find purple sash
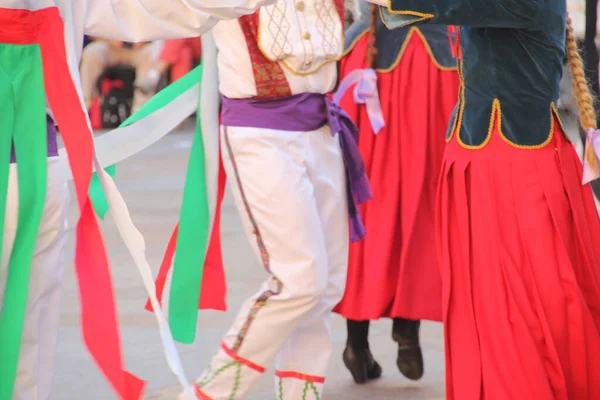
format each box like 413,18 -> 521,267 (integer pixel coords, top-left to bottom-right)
10,115 -> 57,163
221,93 -> 372,242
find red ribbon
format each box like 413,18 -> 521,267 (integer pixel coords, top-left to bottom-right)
447,26 -> 463,60
146,156 -> 227,313
0,7 -> 144,398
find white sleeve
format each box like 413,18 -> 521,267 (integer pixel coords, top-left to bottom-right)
362,0 -> 387,6
84,0 -> 276,41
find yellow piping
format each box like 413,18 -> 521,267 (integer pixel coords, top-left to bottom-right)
377,27 -> 457,73
386,0 -> 434,26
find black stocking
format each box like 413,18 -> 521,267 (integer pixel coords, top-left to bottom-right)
392,318 -> 420,343
346,319 -> 370,351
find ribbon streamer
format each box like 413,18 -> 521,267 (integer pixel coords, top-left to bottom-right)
85,66 -> 201,218
167,31 -> 222,343
333,68 -> 385,134
92,155 -> 194,397
146,32 -> 227,347
146,162 -> 227,315
80,49 -> 209,398
447,26 -> 462,59
36,7 -> 145,400
34,8 -> 199,397
0,43 -> 47,399
583,127 -> 600,184
59,68 -> 200,186
80,65 -> 205,399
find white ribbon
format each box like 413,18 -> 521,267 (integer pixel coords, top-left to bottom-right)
199,31 -> 221,241
92,155 -> 193,397
583,127 -> 600,184
59,82 -> 199,178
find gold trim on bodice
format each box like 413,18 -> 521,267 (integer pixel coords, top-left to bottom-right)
447,60 -> 564,150
344,26 -> 457,73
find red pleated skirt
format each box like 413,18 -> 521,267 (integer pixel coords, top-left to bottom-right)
439,116 -> 600,399
334,30 -> 459,321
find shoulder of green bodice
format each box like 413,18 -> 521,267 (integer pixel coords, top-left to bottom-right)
344,8 -> 371,50
381,0 -> 541,29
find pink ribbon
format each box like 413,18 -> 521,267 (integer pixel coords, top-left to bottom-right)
583,128 -> 600,184
334,68 -> 385,134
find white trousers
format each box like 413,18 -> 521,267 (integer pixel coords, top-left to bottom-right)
0,157 -> 69,400
195,125 -> 349,399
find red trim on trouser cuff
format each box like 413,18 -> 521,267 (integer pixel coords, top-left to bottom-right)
0,7 -> 145,399
220,342 -> 266,373
194,385 -> 214,400
275,371 -> 326,383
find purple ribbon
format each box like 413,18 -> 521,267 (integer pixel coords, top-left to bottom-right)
333,68 -> 385,134
324,97 -> 373,241
221,93 -> 372,242
324,97 -> 373,205
583,127 -> 600,184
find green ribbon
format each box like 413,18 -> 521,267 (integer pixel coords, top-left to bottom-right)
169,77 -> 211,342
90,65 -> 202,218
0,44 -> 48,399
87,63 -> 213,343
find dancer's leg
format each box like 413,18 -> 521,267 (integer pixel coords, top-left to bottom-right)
392,318 -> 424,380
0,158 -> 69,400
273,128 -> 349,398
194,126 -> 334,399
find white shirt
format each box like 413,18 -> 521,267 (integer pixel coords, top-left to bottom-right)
212,0 -> 345,98
0,0 -> 277,114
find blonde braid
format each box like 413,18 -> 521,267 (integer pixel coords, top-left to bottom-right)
566,14 -> 597,130
366,4 -> 378,68
565,14 -> 600,173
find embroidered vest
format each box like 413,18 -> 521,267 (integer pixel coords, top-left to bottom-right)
239,0 -> 345,99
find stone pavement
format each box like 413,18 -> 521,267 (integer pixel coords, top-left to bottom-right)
51,128 -> 446,400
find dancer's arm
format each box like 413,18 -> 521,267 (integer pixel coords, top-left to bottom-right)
84,0 -> 275,41
362,0 -> 538,28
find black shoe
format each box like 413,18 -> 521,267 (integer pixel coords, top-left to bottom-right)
393,319 -> 424,381
342,346 -> 382,384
